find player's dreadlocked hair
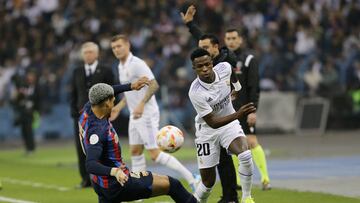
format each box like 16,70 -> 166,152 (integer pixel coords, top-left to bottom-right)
190,48 -> 211,61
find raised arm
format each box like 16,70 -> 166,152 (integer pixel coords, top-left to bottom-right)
181,5 -> 203,41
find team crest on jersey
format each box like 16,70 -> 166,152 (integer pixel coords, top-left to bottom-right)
89,134 -> 99,145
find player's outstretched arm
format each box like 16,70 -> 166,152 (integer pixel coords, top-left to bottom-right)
131,76 -> 150,90
203,103 -> 256,129
112,76 -> 149,95
109,97 -> 126,121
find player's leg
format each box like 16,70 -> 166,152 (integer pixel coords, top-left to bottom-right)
217,147 -> 239,202
141,114 -> 197,190
221,125 -> 254,203
129,119 -> 147,172
148,148 -> 197,190
247,134 -> 271,190
130,144 -> 147,172
194,167 -> 217,203
228,137 -> 254,203
151,173 -> 198,203
194,135 -> 220,202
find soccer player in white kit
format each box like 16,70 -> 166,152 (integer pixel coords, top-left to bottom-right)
109,34 -> 198,191
188,48 -> 256,203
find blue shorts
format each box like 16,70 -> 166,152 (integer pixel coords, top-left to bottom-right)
93,171 -> 153,203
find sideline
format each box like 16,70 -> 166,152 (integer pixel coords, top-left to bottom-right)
1,177 -> 70,192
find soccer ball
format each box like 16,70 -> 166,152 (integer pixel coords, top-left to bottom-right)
156,125 -> 184,153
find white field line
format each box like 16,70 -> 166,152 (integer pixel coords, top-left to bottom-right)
1,177 -> 70,192
0,196 -> 38,203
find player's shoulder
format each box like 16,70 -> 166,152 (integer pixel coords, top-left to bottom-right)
189,79 -> 201,93
130,55 -> 147,66
189,79 -> 205,97
214,62 -> 231,75
87,113 -> 109,137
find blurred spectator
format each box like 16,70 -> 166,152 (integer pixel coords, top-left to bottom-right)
0,0 -> 359,131
10,70 -> 40,155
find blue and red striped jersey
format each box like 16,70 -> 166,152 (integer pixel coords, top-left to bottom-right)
79,102 -> 130,189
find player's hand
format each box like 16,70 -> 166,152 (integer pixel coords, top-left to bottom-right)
231,89 -> 238,101
133,101 -> 145,119
247,112 -> 256,127
180,5 -> 196,24
111,168 -> 128,186
236,103 -> 256,119
131,76 -> 149,90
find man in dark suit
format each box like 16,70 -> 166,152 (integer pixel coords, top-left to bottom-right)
70,42 -> 115,188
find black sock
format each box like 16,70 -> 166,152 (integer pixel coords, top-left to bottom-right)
168,176 -> 198,203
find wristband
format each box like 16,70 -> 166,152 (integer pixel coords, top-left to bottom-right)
232,81 -> 242,91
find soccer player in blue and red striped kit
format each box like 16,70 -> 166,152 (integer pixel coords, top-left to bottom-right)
79,78 -> 198,203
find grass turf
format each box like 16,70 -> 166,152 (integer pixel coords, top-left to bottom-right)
0,143 -> 359,203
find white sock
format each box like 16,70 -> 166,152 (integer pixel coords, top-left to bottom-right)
238,150 -> 254,199
131,154 -> 146,172
155,152 -> 195,184
194,181 -> 212,203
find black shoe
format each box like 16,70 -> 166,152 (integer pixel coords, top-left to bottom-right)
76,180 -> 91,189
236,185 -> 242,190
218,197 -> 239,203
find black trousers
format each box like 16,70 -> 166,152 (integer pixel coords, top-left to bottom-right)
20,113 -> 35,152
217,147 -> 238,201
73,118 -> 91,184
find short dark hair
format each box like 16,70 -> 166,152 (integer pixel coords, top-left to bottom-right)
190,48 -> 211,61
199,34 -> 219,45
225,28 -> 241,36
111,34 -> 130,43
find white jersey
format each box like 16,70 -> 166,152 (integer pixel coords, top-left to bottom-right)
118,52 -> 159,117
188,62 -> 240,135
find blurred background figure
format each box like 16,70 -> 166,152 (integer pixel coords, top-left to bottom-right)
69,42 -> 114,188
10,70 -> 40,155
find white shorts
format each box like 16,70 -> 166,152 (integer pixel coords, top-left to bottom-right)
195,121 -> 245,169
128,112 -> 159,149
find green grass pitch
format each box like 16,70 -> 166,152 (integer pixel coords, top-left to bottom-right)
0,144 -> 359,203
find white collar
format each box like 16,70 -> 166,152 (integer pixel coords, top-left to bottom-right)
85,60 -> 98,73
197,71 -> 219,90
119,52 -> 133,68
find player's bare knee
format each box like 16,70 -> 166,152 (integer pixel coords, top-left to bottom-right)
152,174 -> 171,196
148,149 -> 161,161
201,175 -> 216,188
130,146 -> 143,156
229,137 -> 249,154
247,135 -> 258,149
